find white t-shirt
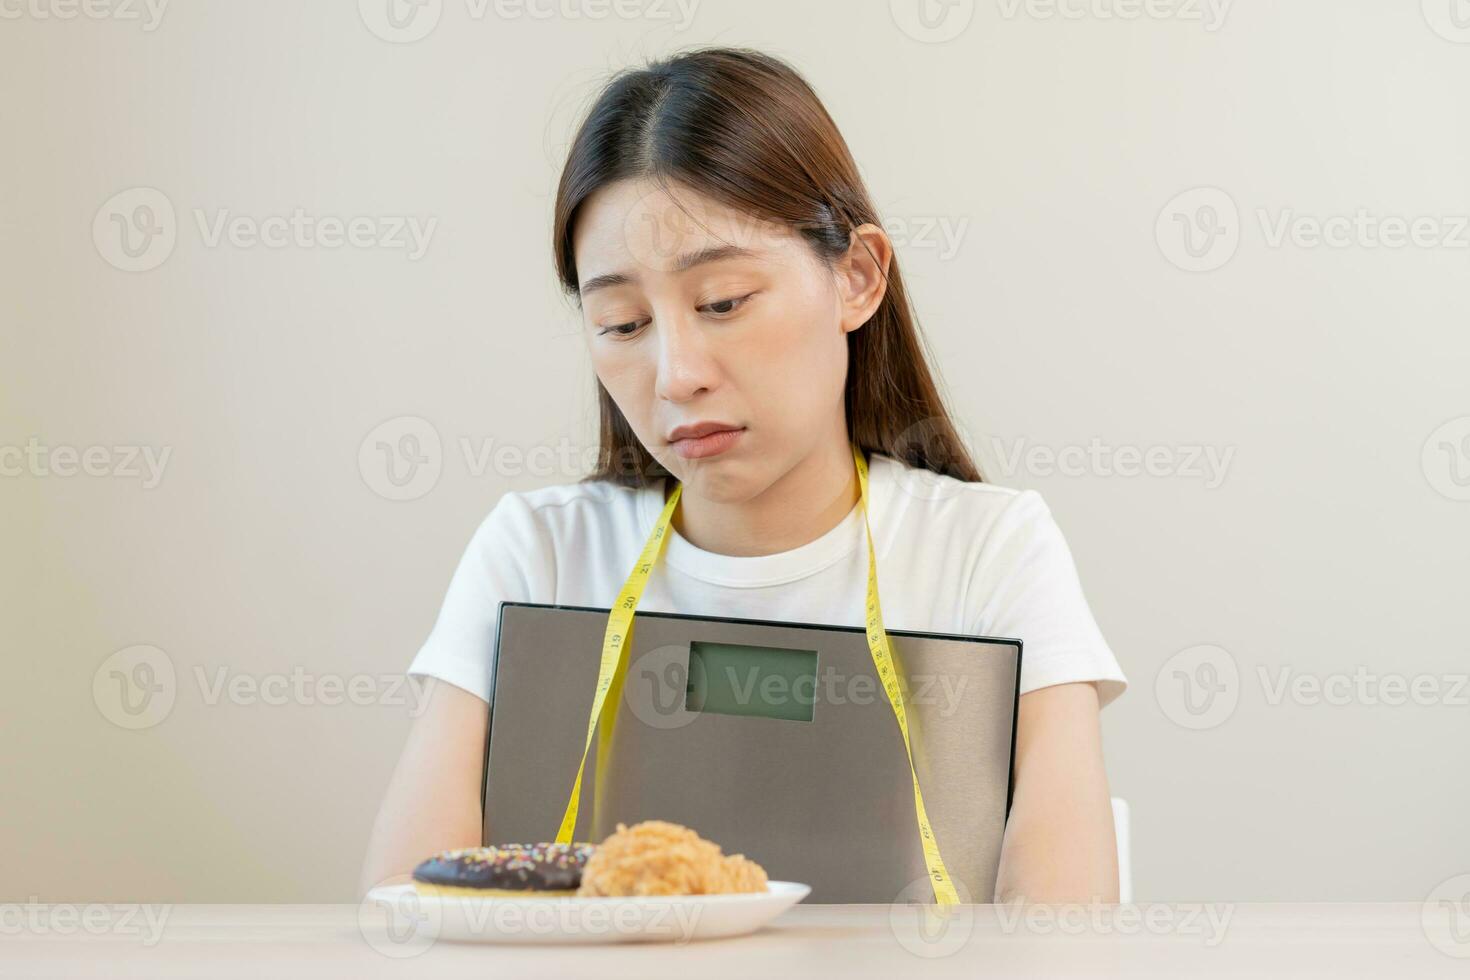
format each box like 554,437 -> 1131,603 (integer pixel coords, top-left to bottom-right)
408,452 -> 1127,708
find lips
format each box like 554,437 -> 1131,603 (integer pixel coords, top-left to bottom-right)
667,422 -> 745,460
667,421 -> 741,442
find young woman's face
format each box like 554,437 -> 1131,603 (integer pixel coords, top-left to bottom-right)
572,178 -> 882,501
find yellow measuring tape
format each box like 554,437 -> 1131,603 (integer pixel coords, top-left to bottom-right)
554,442 -> 960,904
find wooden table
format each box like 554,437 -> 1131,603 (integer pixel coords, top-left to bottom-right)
3,902 -> 1466,978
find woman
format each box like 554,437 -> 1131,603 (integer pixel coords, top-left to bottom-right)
362,46 -> 1127,904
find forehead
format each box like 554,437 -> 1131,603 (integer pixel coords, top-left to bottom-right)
571,178 -> 799,282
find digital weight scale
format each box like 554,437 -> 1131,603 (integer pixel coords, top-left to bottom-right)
482,601 -> 1022,903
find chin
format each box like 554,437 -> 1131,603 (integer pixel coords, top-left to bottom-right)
672,458 -> 764,503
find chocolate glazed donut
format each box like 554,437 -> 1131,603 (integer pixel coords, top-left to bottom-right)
412,843 -> 597,897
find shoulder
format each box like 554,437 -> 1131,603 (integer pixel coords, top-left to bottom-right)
496,476 -> 643,515
870,451 -> 1055,538
469,477 -> 650,547
867,456 -> 1125,705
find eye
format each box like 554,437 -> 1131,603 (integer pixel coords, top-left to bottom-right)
597,319 -> 647,338
699,293 -> 754,317
595,292 -> 754,338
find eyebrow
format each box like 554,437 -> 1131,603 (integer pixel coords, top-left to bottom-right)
578,244 -> 756,298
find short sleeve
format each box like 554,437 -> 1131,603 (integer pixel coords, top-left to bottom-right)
406,492 -> 544,703
967,489 -> 1127,708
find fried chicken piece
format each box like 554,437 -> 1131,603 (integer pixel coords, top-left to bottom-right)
576,820 -> 769,897
718,852 -> 770,893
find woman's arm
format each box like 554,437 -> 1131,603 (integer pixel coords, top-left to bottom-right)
992,681 -> 1119,904
358,678 -> 488,895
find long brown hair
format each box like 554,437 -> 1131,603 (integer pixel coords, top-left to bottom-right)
552,46 -> 982,488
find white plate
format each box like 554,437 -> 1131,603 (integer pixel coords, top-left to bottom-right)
362,881 -> 811,946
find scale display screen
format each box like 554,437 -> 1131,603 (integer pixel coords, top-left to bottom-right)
684,640 -> 819,722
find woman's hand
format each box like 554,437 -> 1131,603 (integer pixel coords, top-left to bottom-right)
358,678 -> 488,896
993,681 -> 1119,904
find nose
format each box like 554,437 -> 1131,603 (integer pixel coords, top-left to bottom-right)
653,311 -> 719,403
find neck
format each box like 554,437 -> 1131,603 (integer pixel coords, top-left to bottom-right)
665,438 -> 862,557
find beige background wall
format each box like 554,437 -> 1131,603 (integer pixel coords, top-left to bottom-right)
3,0 -> 1468,903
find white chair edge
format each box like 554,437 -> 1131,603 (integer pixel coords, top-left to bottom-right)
1111,796 -> 1132,903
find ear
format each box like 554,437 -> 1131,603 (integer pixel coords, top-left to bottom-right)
833,222 -> 893,335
